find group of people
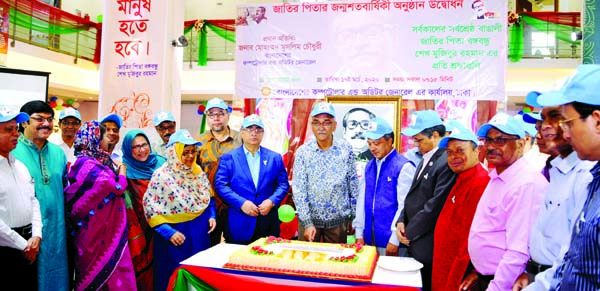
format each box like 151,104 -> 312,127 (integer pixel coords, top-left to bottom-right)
2,64 -> 600,291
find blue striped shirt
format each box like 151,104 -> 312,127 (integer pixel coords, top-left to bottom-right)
550,162 -> 600,291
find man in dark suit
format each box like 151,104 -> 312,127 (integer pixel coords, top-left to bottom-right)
396,110 -> 457,291
215,114 -> 289,244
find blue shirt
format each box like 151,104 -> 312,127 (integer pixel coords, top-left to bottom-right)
292,138 -> 359,228
550,162 -> 600,291
243,146 -> 261,188
525,152 -> 594,291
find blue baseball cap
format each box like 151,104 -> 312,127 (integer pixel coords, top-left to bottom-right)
439,126 -> 478,149
401,110 -> 443,137
525,91 -> 543,108
364,117 -> 393,140
477,112 -> 526,138
310,102 -> 336,118
0,108 -> 29,123
153,111 -> 176,126
167,129 -> 202,147
522,112 -> 542,124
537,64 -> 600,106
241,114 -> 265,129
59,108 -> 81,121
514,114 -> 537,136
100,113 -> 122,128
444,119 -> 468,133
206,98 -> 229,111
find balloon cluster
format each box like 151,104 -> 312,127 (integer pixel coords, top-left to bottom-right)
196,104 -> 206,115
48,96 -> 81,111
278,205 -> 298,240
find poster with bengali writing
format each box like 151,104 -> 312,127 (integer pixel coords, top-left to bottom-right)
235,0 -> 507,101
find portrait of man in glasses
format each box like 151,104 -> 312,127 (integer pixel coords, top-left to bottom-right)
342,108 -> 376,161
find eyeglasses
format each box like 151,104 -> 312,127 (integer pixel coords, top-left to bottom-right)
207,112 -> 226,119
157,124 -> 175,132
347,120 -> 370,130
412,137 -> 425,144
243,127 -> 264,134
61,121 -> 81,127
30,115 -> 54,124
131,143 -> 149,151
311,121 -> 334,128
482,136 -> 520,147
558,115 -> 581,132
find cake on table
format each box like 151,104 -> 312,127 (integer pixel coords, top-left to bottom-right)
223,236 -> 378,282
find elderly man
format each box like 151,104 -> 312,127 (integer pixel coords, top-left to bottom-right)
197,97 -> 242,246
460,113 -> 548,291
352,117 -> 415,256
432,124 -> 489,291
215,115 -> 289,245
99,113 -> 123,163
342,108 -> 376,160
13,100 -> 69,291
511,92 -> 594,291
49,107 -> 81,166
152,110 -> 176,158
533,64 -> 600,291
396,110 -> 457,291
292,102 -> 358,243
0,109 -> 42,290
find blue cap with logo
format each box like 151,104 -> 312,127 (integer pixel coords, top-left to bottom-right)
206,98 -> 229,111
477,112 -> 526,138
153,111 -> 176,126
0,108 -> 29,123
522,112 -> 542,124
167,129 -> 201,147
514,114 -> 537,136
439,126 -> 479,149
241,114 -> 265,129
401,110 -> 443,137
310,102 -> 336,118
536,64 -> 600,106
444,119 -> 468,133
59,108 -> 81,121
100,113 -> 122,128
363,117 -> 393,140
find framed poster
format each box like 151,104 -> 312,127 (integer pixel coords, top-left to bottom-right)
325,95 -> 402,161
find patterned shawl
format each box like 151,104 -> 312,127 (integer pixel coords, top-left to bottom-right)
74,120 -> 115,172
122,130 -> 166,180
144,142 -> 213,227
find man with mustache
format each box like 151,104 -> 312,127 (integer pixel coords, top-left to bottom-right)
460,113 -> 547,291
49,107 -> 81,167
511,92 -> 594,291
153,110 -> 176,158
99,113 -> 123,163
13,100 -> 69,291
197,97 -> 242,246
342,108 -> 375,161
0,109 -> 42,290
293,102 -> 359,243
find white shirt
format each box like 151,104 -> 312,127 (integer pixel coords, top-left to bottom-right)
0,154 -> 43,250
417,146 -> 438,179
49,136 -> 76,166
523,145 -> 549,173
524,152 -> 594,291
353,150 -> 416,246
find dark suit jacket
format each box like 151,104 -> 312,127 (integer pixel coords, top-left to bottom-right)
215,146 -> 289,243
399,148 -> 457,264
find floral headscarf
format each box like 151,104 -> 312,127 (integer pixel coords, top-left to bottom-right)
143,142 -> 213,227
74,120 -> 115,171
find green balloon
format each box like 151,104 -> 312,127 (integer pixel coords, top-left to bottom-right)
96,14 -> 103,23
278,205 -> 295,223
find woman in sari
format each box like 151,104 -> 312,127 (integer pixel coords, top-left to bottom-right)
64,120 -> 136,291
122,130 -> 166,290
144,129 -> 216,291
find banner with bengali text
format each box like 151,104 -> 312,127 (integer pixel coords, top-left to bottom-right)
99,0 -> 166,128
235,0 -> 507,100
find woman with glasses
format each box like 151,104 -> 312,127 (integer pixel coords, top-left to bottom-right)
144,129 -> 216,291
64,120 -> 136,291
121,130 -> 166,291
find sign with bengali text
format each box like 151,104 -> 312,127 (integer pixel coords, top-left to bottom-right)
235,0 -> 507,100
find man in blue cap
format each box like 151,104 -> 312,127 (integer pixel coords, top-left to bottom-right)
197,97 -> 242,246
515,112 -> 549,172
0,109 -> 43,290
461,112 -> 547,291
395,109 -> 456,291
215,114 -> 289,245
292,101 -> 359,243
153,110 -> 176,158
49,107 -> 82,166
100,113 -> 123,163
531,64 -> 600,291
352,117 -> 415,256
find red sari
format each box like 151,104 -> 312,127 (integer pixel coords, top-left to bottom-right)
124,179 -> 153,291
432,164 -> 489,291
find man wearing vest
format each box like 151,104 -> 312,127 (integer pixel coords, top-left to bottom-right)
353,117 -> 415,256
